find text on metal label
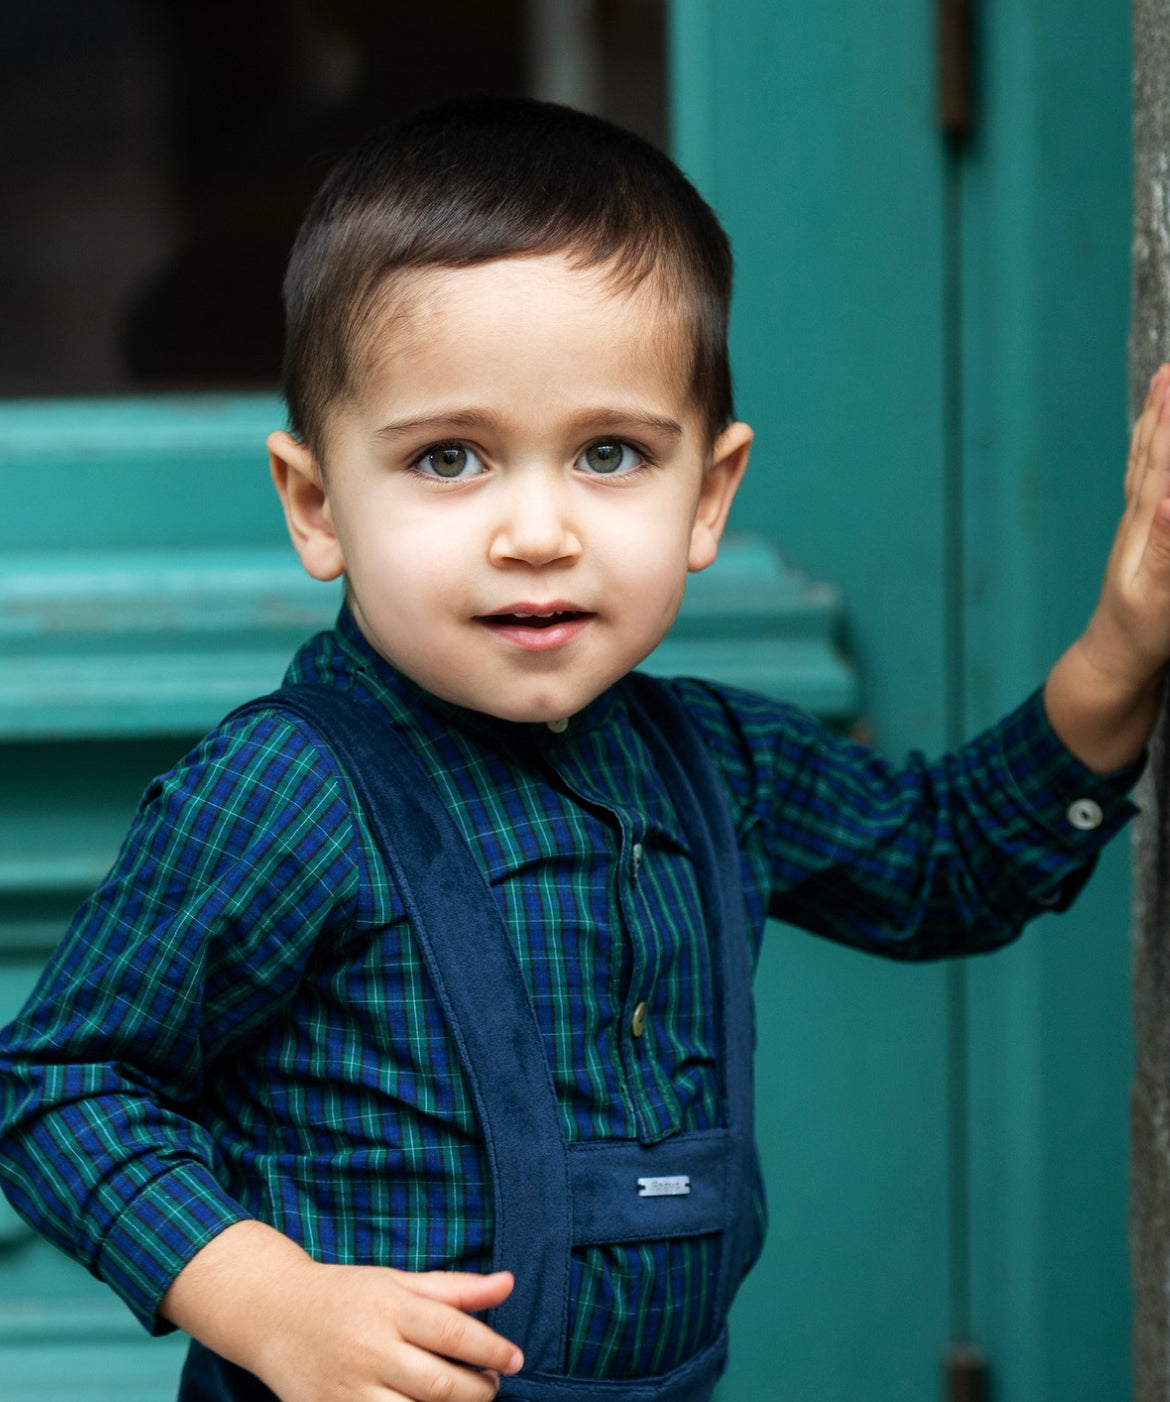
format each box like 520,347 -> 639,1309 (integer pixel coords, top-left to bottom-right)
637,1175 -> 691,1197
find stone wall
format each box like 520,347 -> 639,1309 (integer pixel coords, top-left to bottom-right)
1130,6 -> 1170,1395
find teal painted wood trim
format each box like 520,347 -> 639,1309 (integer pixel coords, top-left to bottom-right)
0,651 -> 303,738
0,1300 -> 167,1343
0,531 -> 854,740
669,4 -> 953,1400
672,0 -> 1135,1394
3,1326 -> 188,1402
0,1195 -> 32,1248
0,633 -> 852,742
667,0 -> 717,194
0,395 -> 285,454
676,4 -> 950,763
0,735 -> 199,958
959,2 -> 1134,1399
0,549 -> 334,640
642,637 -> 855,715
0,395 -> 286,551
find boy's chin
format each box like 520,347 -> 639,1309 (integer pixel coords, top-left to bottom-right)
478,695 -> 602,726
464,678 -> 615,726
422,648 -> 665,724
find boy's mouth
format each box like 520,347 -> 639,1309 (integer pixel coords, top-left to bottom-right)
485,609 -> 589,628
476,606 -> 594,650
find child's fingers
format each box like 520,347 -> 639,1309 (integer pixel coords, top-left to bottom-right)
373,1340 -> 504,1402
391,1292 -> 524,1388
1127,408 -> 1152,503
1126,366 -> 1169,503
1126,371 -> 1170,537
390,1268 -> 518,1316
1141,496 -> 1170,598
1138,399 -> 1170,524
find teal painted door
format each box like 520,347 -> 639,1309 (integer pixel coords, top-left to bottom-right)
670,2 -> 1134,1399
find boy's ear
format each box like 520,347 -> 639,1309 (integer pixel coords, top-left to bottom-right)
688,420 -> 753,572
268,430 -> 346,582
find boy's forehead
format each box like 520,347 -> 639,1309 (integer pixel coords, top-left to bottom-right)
352,255 -> 696,416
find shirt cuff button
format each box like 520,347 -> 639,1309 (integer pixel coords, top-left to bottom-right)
1067,798 -> 1104,831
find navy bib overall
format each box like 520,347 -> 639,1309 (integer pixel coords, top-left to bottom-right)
179,674 -> 758,1402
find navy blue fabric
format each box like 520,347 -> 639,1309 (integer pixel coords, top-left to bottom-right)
566,1132 -> 731,1244
179,674 -> 756,1401
496,1328 -> 730,1402
180,1346 -> 278,1401
623,673 -> 758,1330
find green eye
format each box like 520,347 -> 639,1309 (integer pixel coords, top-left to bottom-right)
581,441 -> 638,474
417,445 -> 479,478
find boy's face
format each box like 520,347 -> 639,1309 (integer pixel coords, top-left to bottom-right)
270,254 -> 752,723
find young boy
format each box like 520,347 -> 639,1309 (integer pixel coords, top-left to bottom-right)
2,97 -> 1170,1402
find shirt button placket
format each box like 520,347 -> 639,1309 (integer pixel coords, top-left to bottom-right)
628,844 -> 648,1039
621,828 -> 659,1135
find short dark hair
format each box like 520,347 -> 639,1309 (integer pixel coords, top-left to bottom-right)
282,97 -> 734,455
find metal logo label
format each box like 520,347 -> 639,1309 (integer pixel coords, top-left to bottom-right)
637,1175 -> 691,1198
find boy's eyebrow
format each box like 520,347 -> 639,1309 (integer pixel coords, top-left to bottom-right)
373,409 -> 685,439
374,410 -> 503,439
571,410 -> 685,438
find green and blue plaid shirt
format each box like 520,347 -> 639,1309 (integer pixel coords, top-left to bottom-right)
0,611 -> 1138,1379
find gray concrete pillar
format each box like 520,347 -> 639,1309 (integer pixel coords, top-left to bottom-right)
1130,8 -> 1170,1397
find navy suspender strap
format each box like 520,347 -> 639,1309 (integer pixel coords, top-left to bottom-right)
181,674 -> 757,1402
256,682 -> 575,1368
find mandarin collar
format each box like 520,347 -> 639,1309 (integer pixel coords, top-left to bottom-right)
332,606 -> 623,749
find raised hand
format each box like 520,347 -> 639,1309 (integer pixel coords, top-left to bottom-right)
1045,362 -> 1170,772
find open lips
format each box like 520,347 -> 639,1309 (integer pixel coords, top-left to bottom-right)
475,608 -> 595,649
486,609 -> 589,628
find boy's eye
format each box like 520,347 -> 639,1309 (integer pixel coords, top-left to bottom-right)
578,441 -> 643,475
414,444 -> 483,479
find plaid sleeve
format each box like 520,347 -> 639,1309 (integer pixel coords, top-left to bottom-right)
668,680 -> 1139,961
0,710 -> 361,1331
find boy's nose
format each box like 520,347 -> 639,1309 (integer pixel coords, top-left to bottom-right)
488,478 -> 582,567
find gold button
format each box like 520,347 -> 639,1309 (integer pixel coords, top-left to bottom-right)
631,1002 -> 647,1037
546,717 -> 568,734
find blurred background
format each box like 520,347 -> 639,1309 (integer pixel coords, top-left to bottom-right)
0,0 -> 665,395
0,2 -> 1137,1400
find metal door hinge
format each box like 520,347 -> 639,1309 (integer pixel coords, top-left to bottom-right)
937,0 -> 975,138
945,1343 -> 988,1402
